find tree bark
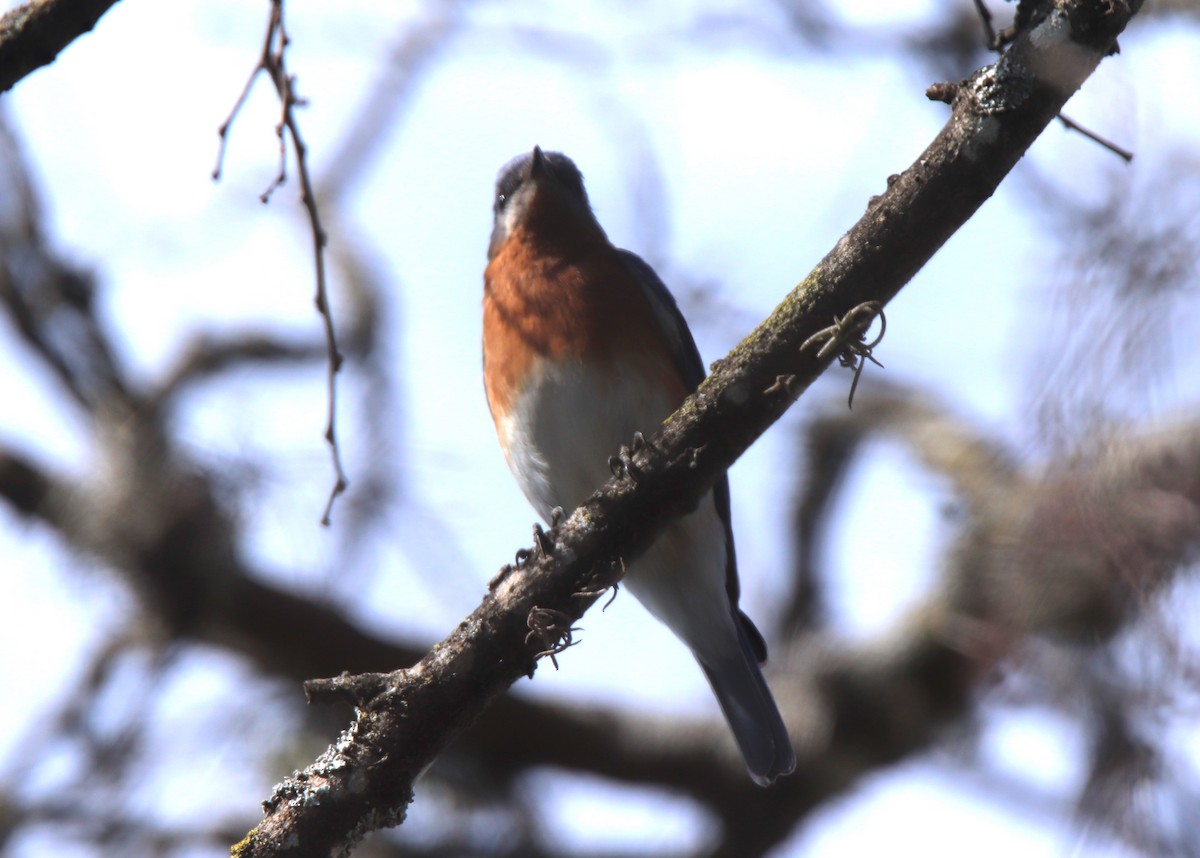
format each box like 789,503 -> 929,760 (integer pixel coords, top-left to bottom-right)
0,0 -> 122,92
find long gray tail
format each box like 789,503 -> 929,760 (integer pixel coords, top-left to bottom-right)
697,616 -> 796,786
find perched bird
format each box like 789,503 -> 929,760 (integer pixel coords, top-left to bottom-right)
482,147 -> 795,786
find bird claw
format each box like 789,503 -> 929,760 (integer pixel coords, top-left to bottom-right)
532,522 -> 554,557
608,442 -> 641,484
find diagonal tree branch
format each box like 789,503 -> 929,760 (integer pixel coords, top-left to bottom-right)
234,1 -> 1145,855
0,0 -> 121,93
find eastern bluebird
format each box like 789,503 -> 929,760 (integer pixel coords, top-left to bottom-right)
482,147 -> 795,786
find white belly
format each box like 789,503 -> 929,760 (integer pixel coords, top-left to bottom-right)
497,356 -> 736,656
499,357 -> 670,518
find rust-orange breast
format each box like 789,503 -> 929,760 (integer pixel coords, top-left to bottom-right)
482,217 -> 687,420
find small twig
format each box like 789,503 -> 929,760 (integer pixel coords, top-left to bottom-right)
212,60 -> 262,182
972,0 -> 999,49
211,0 -> 348,526
1057,113 -> 1134,163
801,301 -> 887,409
303,670 -> 390,707
926,82 -> 960,105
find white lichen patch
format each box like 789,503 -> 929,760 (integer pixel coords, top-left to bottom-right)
1027,7 -> 1101,94
961,115 -> 1002,162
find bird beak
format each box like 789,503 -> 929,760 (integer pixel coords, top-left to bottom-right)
529,145 -> 546,179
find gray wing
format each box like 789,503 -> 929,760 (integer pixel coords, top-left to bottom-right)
616,250 -> 768,663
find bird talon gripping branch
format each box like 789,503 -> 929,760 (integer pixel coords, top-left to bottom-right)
532,523 -> 554,557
